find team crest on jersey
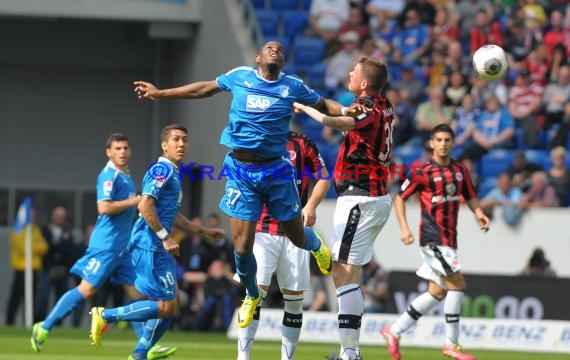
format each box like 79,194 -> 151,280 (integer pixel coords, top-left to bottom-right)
455,172 -> 464,182
292,201 -> 300,213
288,149 -> 297,161
103,181 -> 113,196
279,86 -> 289,98
246,95 -> 278,112
446,183 -> 456,195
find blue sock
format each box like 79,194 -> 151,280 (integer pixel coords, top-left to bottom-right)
234,251 -> 259,298
127,299 -> 145,340
303,227 -> 321,251
102,301 -> 159,323
133,317 -> 173,353
43,287 -> 85,330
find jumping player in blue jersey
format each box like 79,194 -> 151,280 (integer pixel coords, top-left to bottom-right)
134,41 -> 361,328
30,133 -> 175,359
88,124 -> 225,360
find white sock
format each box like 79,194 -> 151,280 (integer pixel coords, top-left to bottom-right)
392,292 -> 441,335
281,294 -> 303,360
444,290 -> 464,347
336,284 -> 363,360
237,289 -> 266,360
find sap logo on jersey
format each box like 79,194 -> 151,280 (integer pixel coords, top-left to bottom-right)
246,95 -> 278,112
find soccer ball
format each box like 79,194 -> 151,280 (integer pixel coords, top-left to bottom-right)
472,44 -> 508,81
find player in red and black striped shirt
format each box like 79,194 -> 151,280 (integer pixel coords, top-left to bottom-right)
294,57 -> 394,360
237,131 -> 330,360
381,124 -> 490,360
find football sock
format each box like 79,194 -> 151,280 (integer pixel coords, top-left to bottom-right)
444,290 -> 464,346
102,301 -> 159,323
43,287 -> 85,330
234,251 -> 259,298
237,304 -> 261,360
337,284 -> 363,360
392,291 -> 441,335
302,227 -> 320,251
133,317 -> 172,353
282,294 -> 303,360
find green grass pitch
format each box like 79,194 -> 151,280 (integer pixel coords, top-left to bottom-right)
3,326 -> 568,359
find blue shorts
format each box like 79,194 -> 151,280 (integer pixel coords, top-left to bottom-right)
218,152 -> 302,222
70,247 -> 136,288
131,246 -> 177,301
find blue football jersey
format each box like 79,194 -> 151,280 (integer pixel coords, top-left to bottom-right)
89,161 -> 137,251
129,157 -> 182,252
216,66 -> 320,158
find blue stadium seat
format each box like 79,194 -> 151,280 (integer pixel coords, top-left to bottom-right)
302,120 -> 325,143
269,0 -> 299,10
304,62 -> 327,90
282,62 -> 297,75
256,9 -> 280,37
301,0 -> 312,10
524,149 -> 547,166
283,11 -> 309,40
393,145 -> 423,167
480,149 -> 514,178
479,177 -> 497,198
251,0 -> 266,9
292,36 -> 326,72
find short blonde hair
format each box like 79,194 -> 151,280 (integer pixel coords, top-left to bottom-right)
551,146 -> 566,158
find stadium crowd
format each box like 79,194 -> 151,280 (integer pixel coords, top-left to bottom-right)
253,0 -> 570,205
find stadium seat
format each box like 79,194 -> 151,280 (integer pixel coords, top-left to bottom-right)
302,119 -> 325,142
301,0 -> 312,10
480,149 -> 514,178
292,36 -> 326,72
255,9 -> 280,37
393,145 -> 423,167
251,0 -> 266,8
304,62 -> 327,90
524,149 -> 547,166
269,0 -> 299,10
478,177 -> 497,198
282,62 -> 297,75
283,10 -> 309,40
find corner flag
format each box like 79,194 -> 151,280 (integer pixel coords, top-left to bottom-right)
13,197 -> 32,233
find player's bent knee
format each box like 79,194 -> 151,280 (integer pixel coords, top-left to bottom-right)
157,299 -> 178,317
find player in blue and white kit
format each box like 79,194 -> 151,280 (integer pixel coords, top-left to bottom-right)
133,41 -> 359,328
30,133 -> 172,358
89,124 -> 225,360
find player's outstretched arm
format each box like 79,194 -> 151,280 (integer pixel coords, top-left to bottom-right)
293,102 -> 356,131
174,213 -> 226,243
394,195 -> 414,245
466,198 -> 490,232
311,97 -> 370,118
134,80 -> 222,100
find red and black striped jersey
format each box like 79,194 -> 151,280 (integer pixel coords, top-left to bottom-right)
335,95 -> 395,197
256,131 -> 326,236
399,158 -> 478,249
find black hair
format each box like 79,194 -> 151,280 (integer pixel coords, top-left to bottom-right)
430,124 -> 455,140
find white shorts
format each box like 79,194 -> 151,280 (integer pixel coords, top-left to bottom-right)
331,195 -> 392,265
253,232 -> 310,292
416,245 -> 462,289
